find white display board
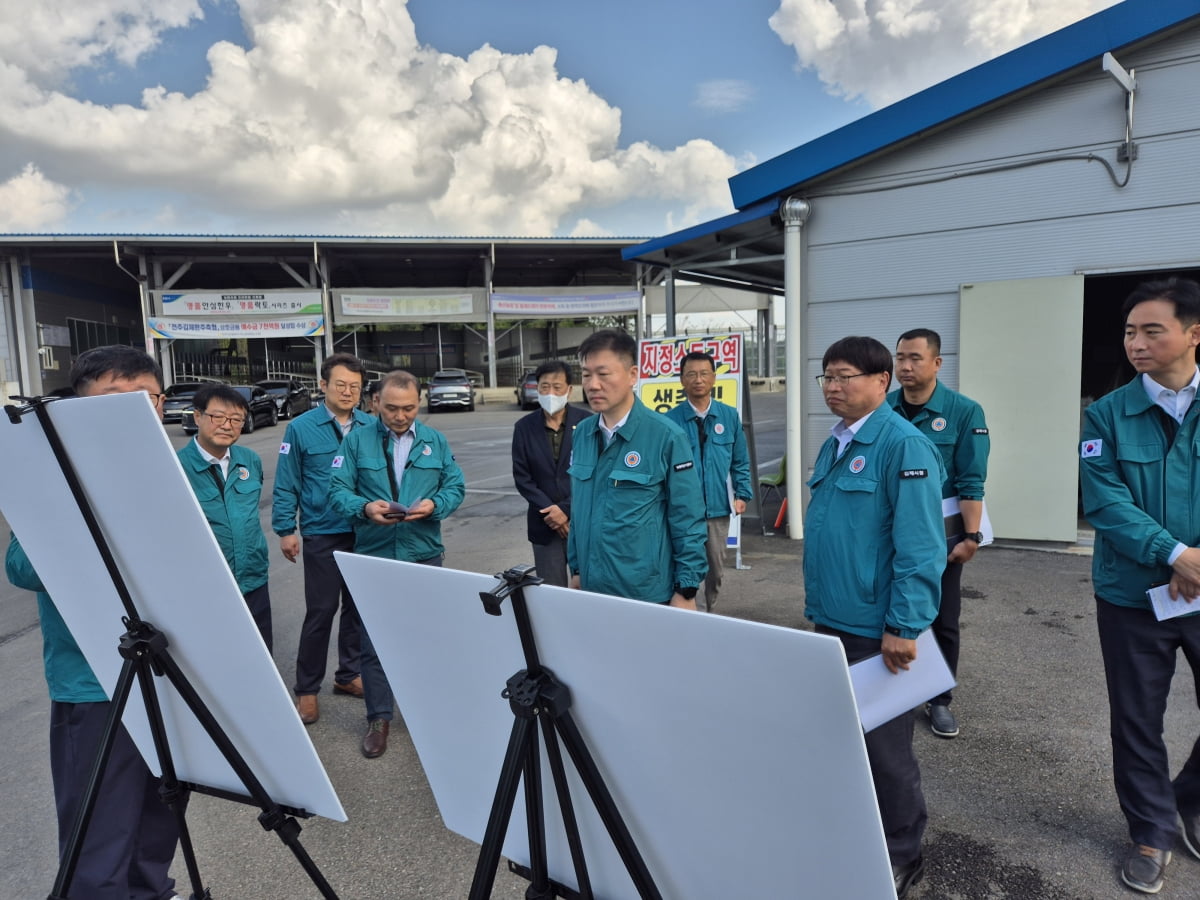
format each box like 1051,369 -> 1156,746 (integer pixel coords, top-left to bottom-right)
0,393 -> 345,822
337,554 -> 895,898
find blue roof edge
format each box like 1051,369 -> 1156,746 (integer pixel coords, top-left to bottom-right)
621,198 -> 778,262
729,0 -> 1200,209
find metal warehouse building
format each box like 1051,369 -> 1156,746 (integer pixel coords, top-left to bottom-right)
625,0 -> 1200,544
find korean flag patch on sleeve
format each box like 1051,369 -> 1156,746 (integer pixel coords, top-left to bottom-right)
1081,439 -> 1103,459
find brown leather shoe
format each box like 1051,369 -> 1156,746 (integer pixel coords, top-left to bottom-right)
332,676 -> 364,698
296,694 -> 319,725
362,719 -> 389,758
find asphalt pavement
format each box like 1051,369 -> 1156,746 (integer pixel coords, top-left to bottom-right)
1,390 -> 1198,899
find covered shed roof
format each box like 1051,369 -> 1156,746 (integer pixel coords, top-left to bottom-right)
624,0 -> 1200,289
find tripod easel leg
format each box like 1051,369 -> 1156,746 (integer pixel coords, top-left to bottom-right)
470,715 -> 539,900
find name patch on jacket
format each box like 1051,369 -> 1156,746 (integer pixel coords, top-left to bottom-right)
900,468 -> 928,479
972,428 -> 989,435
673,461 -> 694,471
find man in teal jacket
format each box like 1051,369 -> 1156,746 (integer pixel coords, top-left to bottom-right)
888,328 -> 990,739
805,336 -> 945,900
5,345 -> 179,900
329,370 -> 465,758
568,329 -> 707,607
1080,277 -> 1200,895
665,350 -> 753,612
272,353 -> 375,725
179,383 -> 272,650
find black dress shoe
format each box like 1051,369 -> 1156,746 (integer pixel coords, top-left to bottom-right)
1121,843 -> 1169,893
892,854 -> 925,899
361,718 -> 389,758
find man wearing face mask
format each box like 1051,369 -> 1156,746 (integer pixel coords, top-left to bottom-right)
512,360 -> 590,587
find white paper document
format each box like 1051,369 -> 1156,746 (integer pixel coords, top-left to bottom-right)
849,630 -> 956,733
1146,584 -> 1200,622
942,496 -> 995,546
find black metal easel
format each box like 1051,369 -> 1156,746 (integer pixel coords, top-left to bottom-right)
5,396 -> 339,900
469,564 -> 662,900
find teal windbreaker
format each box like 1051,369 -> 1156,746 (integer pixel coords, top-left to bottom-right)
804,406 -> 946,640
665,399 -> 753,518
1081,375 -> 1200,610
179,440 -> 270,594
567,397 -> 707,603
886,381 -> 989,500
6,532 -> 106,702
328,417 -> 465,561
271,404 -> 375,537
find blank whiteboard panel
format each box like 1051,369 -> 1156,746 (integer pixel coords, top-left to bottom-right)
338,553 -> 894,898
0,393 -> 344,821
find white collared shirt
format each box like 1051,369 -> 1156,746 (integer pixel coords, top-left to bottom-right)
194,438 -> 230,480
830,410 -> 876,459
325,403 -> 356,436
1142,368 -> 1200,424
599,408 -> 632,446
687,399 -> 712,418
391,428 -> 415,494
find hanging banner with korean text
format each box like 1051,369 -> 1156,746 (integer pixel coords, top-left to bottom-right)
157,291 -> 323,316
147,317 -> 325,339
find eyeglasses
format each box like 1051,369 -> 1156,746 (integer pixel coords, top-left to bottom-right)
143,392 -> 165,404
329,381 -> 362,394
200,411 -> 246,428
537,385 -> 569,394
815,373 -> 873,388
681,371 -> 715,381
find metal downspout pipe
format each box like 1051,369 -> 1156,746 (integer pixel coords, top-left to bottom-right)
781,196 -> 811,540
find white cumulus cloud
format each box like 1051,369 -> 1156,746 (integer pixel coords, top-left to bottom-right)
769,0 -> 1122,108
0,0 -> 739,236
694,79 -> 755,113
0,164 -> 75,230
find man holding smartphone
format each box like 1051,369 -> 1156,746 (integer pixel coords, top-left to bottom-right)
329,369 -> 465,758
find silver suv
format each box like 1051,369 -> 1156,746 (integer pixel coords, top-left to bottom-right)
427,370 -> 476,413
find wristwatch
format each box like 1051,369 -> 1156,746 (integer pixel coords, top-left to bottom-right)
674,585 -> 698,600
964,532 -> 984,543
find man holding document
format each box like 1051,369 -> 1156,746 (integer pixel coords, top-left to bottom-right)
888,328 -> 990,739
1080,277 -> 1200,895
804,336 -> 946,899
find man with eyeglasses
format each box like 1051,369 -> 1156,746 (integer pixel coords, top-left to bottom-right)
178,383 -> 272,650
804,336 -> 945,899
511,360 -> 589,587
6,345 -> 181,900
272,353 -> 374,726
665,350 -> 753,613
887,328 -> 990,740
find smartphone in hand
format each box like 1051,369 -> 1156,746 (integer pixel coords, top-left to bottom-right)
383,502 -> 409,519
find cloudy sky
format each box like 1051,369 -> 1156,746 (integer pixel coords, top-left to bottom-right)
0,0 -> 1121,238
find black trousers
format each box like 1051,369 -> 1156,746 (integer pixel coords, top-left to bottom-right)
931,556 -> 963,705
294,531 -> 361,694
49,700 -> 179,900
1096,598 -> 1200,849
817,626 -> 927,868
243,582 -> 273,654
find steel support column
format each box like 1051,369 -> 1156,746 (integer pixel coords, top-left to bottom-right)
781,197 -> 811,540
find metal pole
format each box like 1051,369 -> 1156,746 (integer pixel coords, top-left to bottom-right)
781,197 -> 811,540
664,269 -> 676,337
485,248 -> 497,388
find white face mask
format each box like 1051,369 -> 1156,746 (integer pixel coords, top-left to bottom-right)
538,392 -> 570,415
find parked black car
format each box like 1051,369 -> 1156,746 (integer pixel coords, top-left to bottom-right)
427,370 -> 476,413
256,378 -> 312,419
181,385 -> 278,434
162,381 -> 213,424
516,370 -> 539,410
